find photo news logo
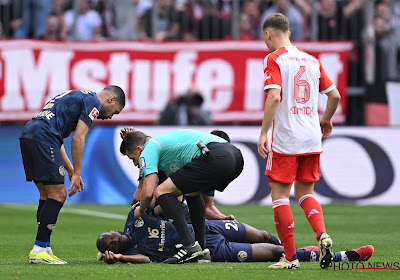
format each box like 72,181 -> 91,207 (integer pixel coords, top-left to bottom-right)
333,261 -> 400,271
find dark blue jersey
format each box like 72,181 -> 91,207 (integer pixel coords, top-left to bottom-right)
124,205 -> 195,263
20,90 -> 101,147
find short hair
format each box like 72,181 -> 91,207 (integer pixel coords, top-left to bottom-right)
120,131 -> 149,155
211,129 -> 230,143
262,13 -> 289,33
96,232 -> 112,253
103,85 -> 126,107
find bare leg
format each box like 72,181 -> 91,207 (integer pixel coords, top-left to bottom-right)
243,223 -> 271,243
251,243 -> 284,262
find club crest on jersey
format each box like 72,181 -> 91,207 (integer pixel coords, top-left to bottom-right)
59,166 -> 65,176
89,107 -> 99,121
134,219 -> 144,228
139,157 -> 146,172
237,251 -> 248,262
170,163 -> 179,172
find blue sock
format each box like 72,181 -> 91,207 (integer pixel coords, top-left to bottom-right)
296,250 -> 342,262
333,252 -> 342,262
36,198 -> 63,243
268,234 -> 281,245
34,240 -> 47,248
296,249 -> 316,262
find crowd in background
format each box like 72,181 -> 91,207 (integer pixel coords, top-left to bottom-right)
0,0 -> 397,41
1,0 -> 400,125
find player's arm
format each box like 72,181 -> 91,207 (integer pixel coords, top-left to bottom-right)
135,173 -> 158,219
133,177 -> 144,203
202,194 -> 234,220
68,119 -> 89,197
258,88 -> 281,159
320,88 -> 341,139
103,251 -> 151,264
60,144 -> 73,182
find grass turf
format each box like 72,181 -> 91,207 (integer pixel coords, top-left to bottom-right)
0,204 -> 399,280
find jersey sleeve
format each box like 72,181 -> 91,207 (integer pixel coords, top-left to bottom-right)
80,91 -> 101,128
319,61 -> 336,94
139,140 -> 161,177
263,54 -> 282,92
124,247 -> 142,256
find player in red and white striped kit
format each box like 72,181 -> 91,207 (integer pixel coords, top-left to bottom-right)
257,13 -> 341,270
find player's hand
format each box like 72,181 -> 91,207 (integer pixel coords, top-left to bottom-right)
103,251 -> 118,264
134,206 -> 144,220
320,119 -> 333,139
120,127 -> 135,139
257,133 -> 270,159
68,174 -> 84,197
222,214 -> 235,220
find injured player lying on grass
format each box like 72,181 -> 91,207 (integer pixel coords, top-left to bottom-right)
96,203 -> 374,264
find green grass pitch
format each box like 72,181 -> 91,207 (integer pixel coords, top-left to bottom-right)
0,203 -> 399,280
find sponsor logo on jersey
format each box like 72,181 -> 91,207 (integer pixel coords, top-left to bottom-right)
139,157 -> 146,172
237,250 -> 248,262
59,166 -> 65,176
170,163 -> 179,172
89,107 -> 99,121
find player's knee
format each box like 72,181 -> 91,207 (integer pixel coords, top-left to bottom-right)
155,187 -> 165,198
254,230 -> 270,243
272,245 -> 285,261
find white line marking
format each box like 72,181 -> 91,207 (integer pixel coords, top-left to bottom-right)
0,204 -> 126,220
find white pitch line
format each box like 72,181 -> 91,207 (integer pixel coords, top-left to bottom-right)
1,204 -> 127,220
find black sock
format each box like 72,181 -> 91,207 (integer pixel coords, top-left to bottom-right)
37,199 -> 46,226
157,193 -> 194,247
36,198 -> 63,243
185,195 -> 206,250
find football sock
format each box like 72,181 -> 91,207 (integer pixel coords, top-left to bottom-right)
268,234 -> 282,246
296,249 -> 315,262
272,199 -> 297,261
296,249 -> 343,262
157,193 -> 195,247
46,242 -> 53,255
32,244 -> 47,253
299,194 -> 326,240
36,199 -> 46,226
185,195 -> 206,250
35,198 -> 63,244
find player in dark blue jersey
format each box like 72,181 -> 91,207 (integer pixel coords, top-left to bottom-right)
96,204 -> 374,264
19,85 -> 125,264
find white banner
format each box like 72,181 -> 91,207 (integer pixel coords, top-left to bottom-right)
126,126 -> 400,205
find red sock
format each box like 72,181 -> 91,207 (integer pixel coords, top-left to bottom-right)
272,199 -> 296,261
299,194 -> 326,240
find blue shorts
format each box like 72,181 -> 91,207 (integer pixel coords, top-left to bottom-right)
205,220 -> 253,262
19,138 -> 65,185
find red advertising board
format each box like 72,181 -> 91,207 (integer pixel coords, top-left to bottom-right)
0,40 -> 352,124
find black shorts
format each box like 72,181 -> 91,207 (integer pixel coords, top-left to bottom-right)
169,142 -> 244,194
19,138 -> 65,185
